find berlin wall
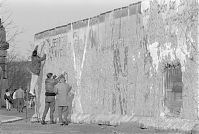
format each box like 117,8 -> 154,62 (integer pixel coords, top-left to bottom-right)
33,0 -> 198,123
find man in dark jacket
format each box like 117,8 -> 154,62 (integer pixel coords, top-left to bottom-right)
41,73 -> 63,125
29,45 -> 46,96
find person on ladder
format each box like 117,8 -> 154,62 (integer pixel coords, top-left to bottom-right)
29,45 -> 46,121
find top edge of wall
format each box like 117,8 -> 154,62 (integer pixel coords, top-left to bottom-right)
34,0 -> 142,40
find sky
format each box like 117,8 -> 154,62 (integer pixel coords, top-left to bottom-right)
2,0 -> 136,59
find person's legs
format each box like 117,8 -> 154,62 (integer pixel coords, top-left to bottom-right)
17,98 -> 19,111
58,106 -> 63,124
21,99 -> 24,112
19,98 -> 24,112
13,99 -> 16,109
62,106 -> 68,124
19,98 -> 22,112
6,100 -> 9,110
49,101 -> 55,123
18,99 -> 21,112
41,102 -> 50,124
29,74 -> 38,96
30,99 -> 34,109
66,104 -> 72,123
8,101 -> 11,110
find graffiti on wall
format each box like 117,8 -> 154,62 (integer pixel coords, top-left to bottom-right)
112,37 -> 128,114
34,0 -> 198,120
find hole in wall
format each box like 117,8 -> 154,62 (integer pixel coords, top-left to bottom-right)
163,62 -> 183,116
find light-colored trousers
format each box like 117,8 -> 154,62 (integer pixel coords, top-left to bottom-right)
6,99 -> 11,110
58,106 -> 69,123
29,73 -> 39,95
30,73 -> 39,121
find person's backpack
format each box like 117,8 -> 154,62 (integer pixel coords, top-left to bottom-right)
4,93 -> 13,104
7,96 -> 13,104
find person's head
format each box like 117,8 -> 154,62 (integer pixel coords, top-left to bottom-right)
59,75 -> 65,83
5,89 -> 9,92
47,73 -> 53,79
32,50 -> 37,57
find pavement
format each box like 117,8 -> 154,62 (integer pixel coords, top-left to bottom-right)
0,107 -> 199,134
70,113 -> 199,134
1,119 -> 182,134
0,106 -> 34,124
0,115 -> 22,123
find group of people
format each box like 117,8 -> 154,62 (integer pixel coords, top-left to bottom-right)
4,87 -> 25,112
29,45 -> 72,126
41,72 -> 72,125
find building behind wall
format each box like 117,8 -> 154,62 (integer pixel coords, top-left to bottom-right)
33,0 -> 199,121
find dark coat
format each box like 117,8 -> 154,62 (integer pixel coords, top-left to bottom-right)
29,55 -> 46,75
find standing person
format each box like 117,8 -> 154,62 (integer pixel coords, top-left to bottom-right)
12,89 -> 17,109
55,73 -> 72,125
29,96 -> 34,109
29,45 -> 46,96
4,89 -> 12,111
41,73 -> 63,125
15,87 -> 25,112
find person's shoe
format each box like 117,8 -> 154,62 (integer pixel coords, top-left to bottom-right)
64,122 -> 69,125
29,91 -> 35,96
58,122 -> 64,126
63,121 -> 69,125
41,120 -> 46,125
50,121 -> 56,124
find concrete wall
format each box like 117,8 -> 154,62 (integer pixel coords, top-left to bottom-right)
34,0 -> 198,122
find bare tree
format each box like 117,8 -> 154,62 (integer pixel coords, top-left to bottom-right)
7,56 -> 31,91
0,0 -> 22,48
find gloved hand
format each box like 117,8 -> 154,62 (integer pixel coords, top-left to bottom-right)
53,75 -> 57,79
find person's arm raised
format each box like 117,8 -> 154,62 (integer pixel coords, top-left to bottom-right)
53,74 -> 63,85
39,54 -> 46,61
34,45 -> 38,51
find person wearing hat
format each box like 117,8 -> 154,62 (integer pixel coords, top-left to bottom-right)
55,73 -> 72,125
41,72 -> 63,125
29,45 -> 46,96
